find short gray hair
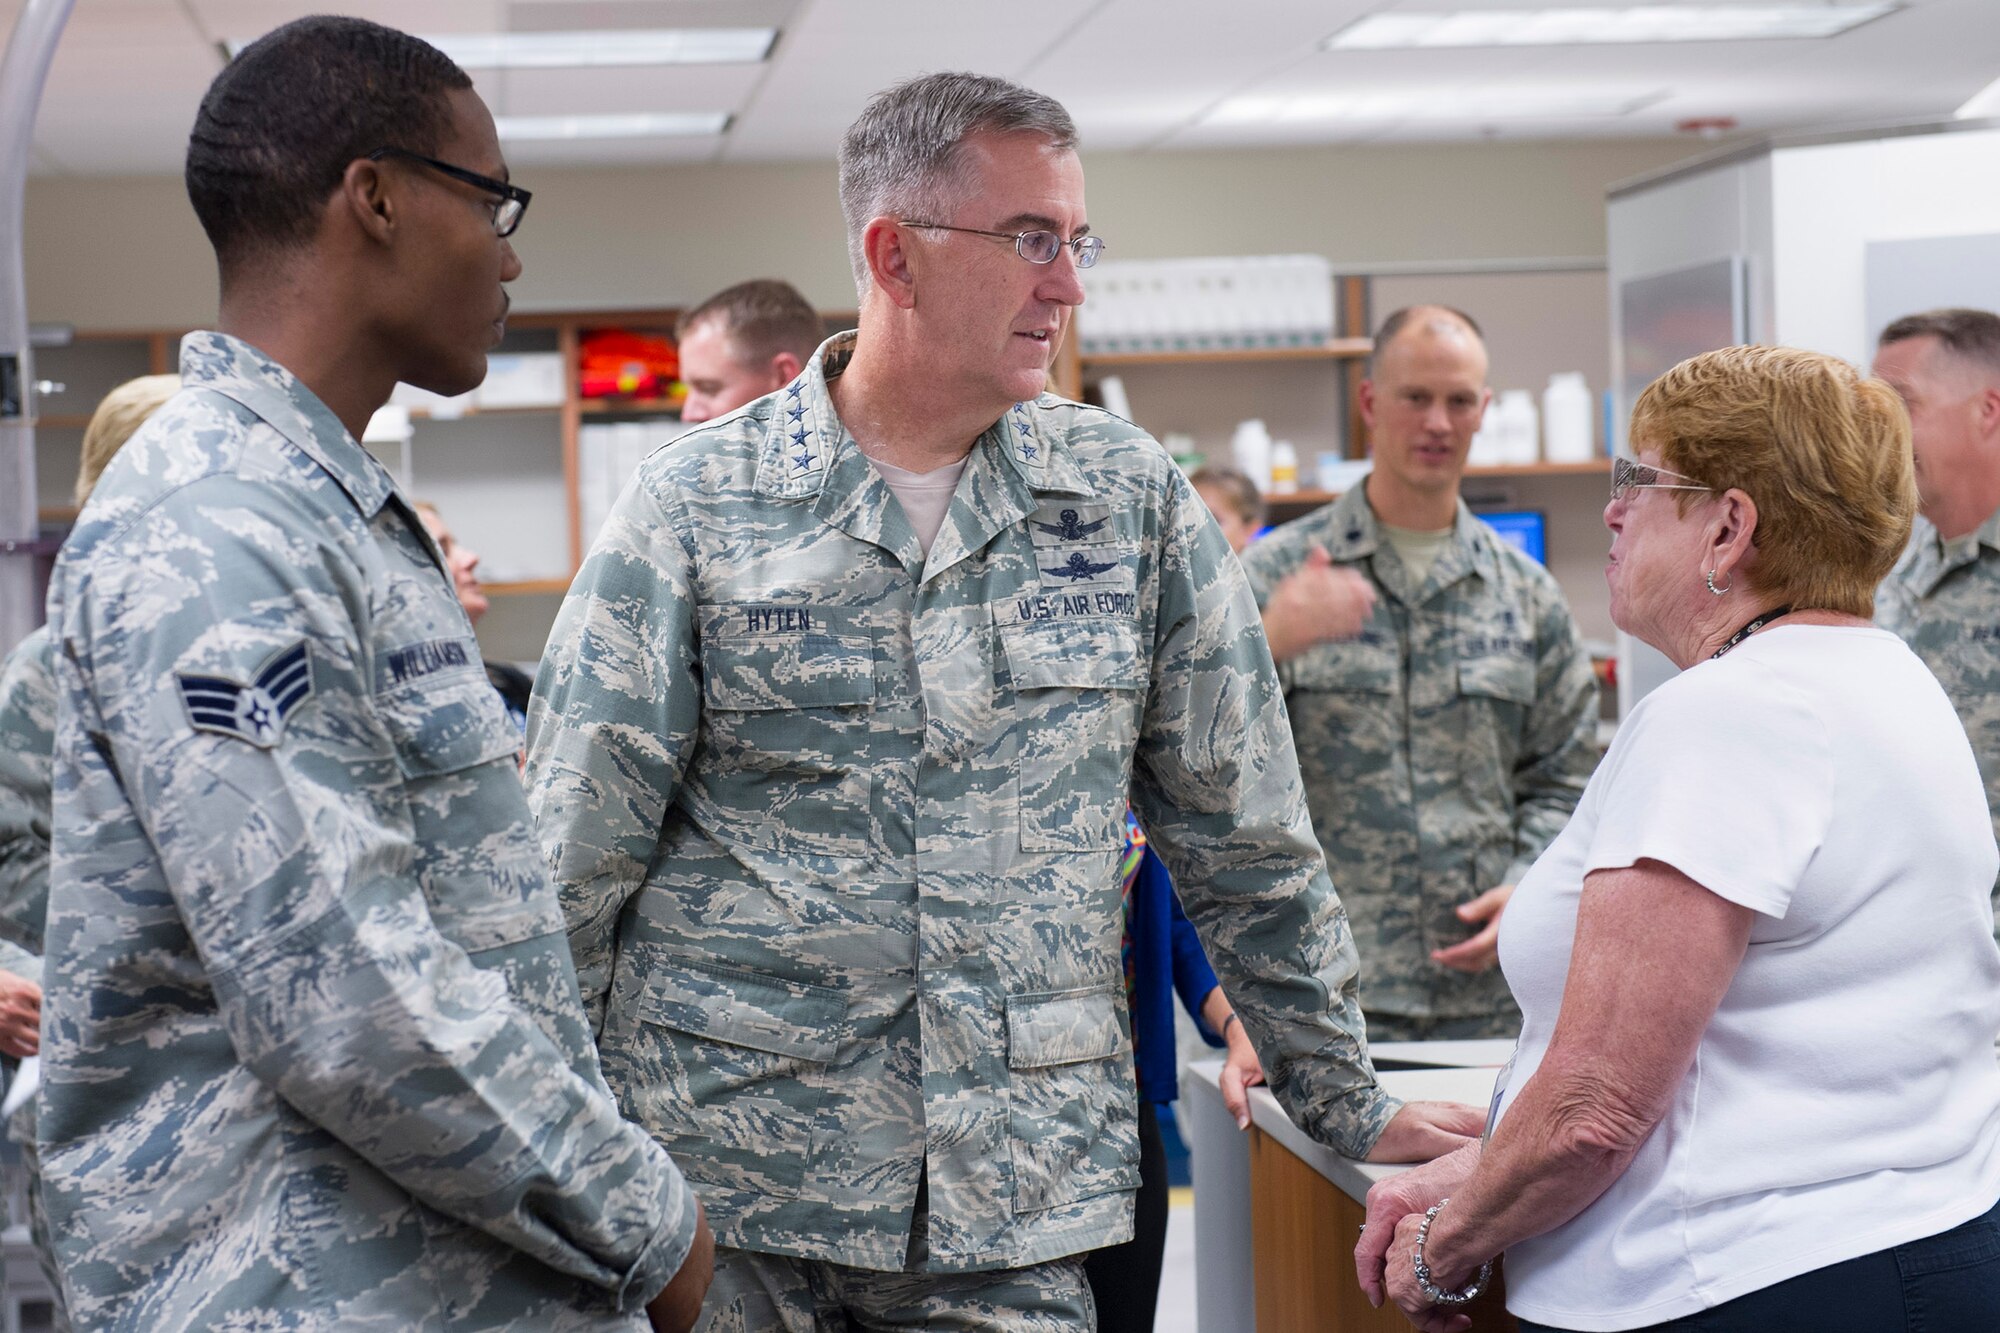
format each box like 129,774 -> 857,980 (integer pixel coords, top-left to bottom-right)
1879,307 -> 2000,378
838,71 -> 1078,296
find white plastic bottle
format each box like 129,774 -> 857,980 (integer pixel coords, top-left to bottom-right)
1542,372 -> 1594,463
1269,440 -> 1300,493
1496,389 -> 1540,465
1232,418 -> 1273,492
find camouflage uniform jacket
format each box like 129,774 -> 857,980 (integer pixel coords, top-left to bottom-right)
42,332 -> 697,1332
0,625 -> 53,957
526,332 -> 1396,1275
1241,485 -> 1598,1022
1877,507 -> 2000,939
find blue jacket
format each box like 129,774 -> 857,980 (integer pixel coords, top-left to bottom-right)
1129,845 -> 1227,1104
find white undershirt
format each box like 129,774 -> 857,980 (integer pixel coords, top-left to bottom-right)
1496,625 -> 2000,1330
865,453 -> 968,557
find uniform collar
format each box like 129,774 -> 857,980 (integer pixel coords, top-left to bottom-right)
752,331 -> 1094,503
1312,481 -> 1500,591
178,331 -> 397,518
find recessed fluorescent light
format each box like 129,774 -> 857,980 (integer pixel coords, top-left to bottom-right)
495,113 -> 730,141
1326,5 -> 1899,50
1959,73 -> 2000,120
1205,88 -> 1665,125
227,28 -> 775,68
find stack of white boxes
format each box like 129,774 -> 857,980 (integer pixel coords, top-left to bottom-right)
1078,255 -> 1335,355
577,418 -> 687,554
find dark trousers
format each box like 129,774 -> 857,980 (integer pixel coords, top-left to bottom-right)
1519,1195 -> 2000,1333
1082,1099 -> 1168,1333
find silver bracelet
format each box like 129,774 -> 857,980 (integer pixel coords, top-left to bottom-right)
1412,1198 -> 1493,1307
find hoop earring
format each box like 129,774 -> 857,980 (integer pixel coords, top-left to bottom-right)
1706,569 -> 1731,596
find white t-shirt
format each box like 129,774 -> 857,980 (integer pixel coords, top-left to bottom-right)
864,453 -> 969,557
1495,625 -> 2000,1331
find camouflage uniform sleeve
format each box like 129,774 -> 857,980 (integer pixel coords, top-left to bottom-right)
0,941 -> 39,987
0,628 -> 53,955
525,471 -> 703,1033
1129,469 -> 1399,1158
69,488 -> 696,1310
1506,576 -> 1600,884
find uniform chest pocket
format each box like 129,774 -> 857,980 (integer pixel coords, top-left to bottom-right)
1000,618 -> 1144,853
1454,654 -> 1537,780
1287,636 -> 1398,695
374,644 -> 558,954
693,614 -> 877,860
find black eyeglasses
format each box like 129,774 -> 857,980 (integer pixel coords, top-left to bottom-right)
368,147 -> 531,238
899,221 -> 1104,269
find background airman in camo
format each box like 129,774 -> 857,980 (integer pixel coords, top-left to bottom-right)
37,17 -> 711,1331
1874,308 -> 2000,942
525,71 -> 1480,1333
1242,306 -> 1599,1042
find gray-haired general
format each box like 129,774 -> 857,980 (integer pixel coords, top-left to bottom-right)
38,16 -> 711,1331
526,70 -> 1479,1331
1873,307 -> 2000,940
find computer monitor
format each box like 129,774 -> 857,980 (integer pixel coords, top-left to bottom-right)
1478,509 -> 1547,564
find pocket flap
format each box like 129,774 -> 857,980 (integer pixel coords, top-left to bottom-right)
641,959 -> 847,1063
1000,620 -> 1145,692
1007,987 -> 1129,1069
1458,656 -> 1536,705
378,662 -> 521,778
1288,637 -> 1397,694
701,632 -> 875,712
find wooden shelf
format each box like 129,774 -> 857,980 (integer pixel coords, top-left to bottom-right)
408,403 -> 562,420
35,506 -> 78,524
1266,461 -> 1612,509
1081,338 -> 1372,368
578,397 -> 684,416
484,578 -> 571,597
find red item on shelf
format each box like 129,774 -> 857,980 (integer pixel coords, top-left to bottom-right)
578,329 -> 681,400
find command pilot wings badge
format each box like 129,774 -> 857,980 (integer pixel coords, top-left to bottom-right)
177,640 -> 314,748
1042,551 -> 1121,582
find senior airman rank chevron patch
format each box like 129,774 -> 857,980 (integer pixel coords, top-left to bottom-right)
176,640 -> 313,748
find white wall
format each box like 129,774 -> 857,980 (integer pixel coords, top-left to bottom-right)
1769,126 -> 2000,365
23,138 -> 1699,327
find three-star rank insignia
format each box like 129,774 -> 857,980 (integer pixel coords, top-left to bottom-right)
177,640 -> 314,748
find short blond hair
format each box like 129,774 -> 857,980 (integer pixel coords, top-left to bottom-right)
1630,345 -> 1913,618
76,374 -> 180,507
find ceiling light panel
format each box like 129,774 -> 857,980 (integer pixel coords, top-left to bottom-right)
226,28 -> 775,67
1327,5 -> 1900,50
1205,88 -> 1666,124
495,112 -> 731,139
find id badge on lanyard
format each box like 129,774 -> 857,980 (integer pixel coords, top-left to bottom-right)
1483,1045 -> 1518,1144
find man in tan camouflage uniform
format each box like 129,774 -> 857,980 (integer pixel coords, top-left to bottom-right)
1243,306 -> 1599,1042
526,73 -> 1479,1331
40,18 -> 711,1330
1874,308 -> 2000,943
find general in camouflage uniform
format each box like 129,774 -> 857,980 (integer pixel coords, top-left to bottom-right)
38,17 -> 706,1331
1873,309 -> 2000,943
1242,306 -> 1598,1041
526,71 -> 1474,1333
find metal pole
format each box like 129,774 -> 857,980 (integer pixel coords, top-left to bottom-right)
0,0 -> 77,655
